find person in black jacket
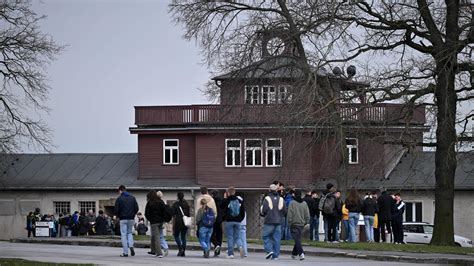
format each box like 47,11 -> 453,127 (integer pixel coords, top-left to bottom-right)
172,192 -> 190,257
303,189 -> 319,241
222,186 -> 245,258
392,193 -> 406,244
362,191 -> 378,242
114,185 -> 139,257
210,190 -> 224,257
145,190 -> 166,258
377,190 -> 395,243
95,210 -> 109,235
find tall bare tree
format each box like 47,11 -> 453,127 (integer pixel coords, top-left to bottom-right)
170,0 -> 473,246
0,0 -> 62,154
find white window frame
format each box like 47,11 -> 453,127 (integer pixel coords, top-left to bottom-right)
225,139 -> 241,167
244,139 -> 263,167
404,201 -> 423,222
266,138 -> 282,167
163,139 -> 179,165
346,138 -> 359,164
261,85 -> 276,104
53,201 -> 71,215
78,201 -> 96,215
245,85 -> 260,104
277,85 -> 292,103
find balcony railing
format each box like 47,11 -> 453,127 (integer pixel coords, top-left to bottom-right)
134,104 -> 425,126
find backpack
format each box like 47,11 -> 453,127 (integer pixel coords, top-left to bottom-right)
163,204 -> 173,223
318,194 -> 327,212
202,207 -> 215,228
228,199 -> 241,217
323,195 -> 336,215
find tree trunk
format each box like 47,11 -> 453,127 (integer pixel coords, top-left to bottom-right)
430,61 -> 457,246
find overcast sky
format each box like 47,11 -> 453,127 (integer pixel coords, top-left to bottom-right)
31,0 -> 209,153
29,1 -> 473,153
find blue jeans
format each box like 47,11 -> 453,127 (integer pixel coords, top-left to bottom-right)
119,219 -> 134,255
240,225 -> 248,256
225,222 -> 241,256
174,227 -> 188,249
342,220 -> 349,241
199,226 -> 213,252
262,224 -> 281,258
310,215 -> 319,241
160,227 -> 168,249
364,216 -> 375,242
348,212 -> 359,242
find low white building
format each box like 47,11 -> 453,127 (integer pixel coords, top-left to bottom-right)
0,152 -> 472,241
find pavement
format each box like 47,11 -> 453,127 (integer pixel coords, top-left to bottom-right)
1,241 -> 434,266
9,237 -> 474,265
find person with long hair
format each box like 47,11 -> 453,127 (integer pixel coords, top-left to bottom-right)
196,198 -> 215,258
172,192 -> 190,257
145,190 -> 166,258
344,188 -> 363,242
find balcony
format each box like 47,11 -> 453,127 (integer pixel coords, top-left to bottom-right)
134,103 -> 425,127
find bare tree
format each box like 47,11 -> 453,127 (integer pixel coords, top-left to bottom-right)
170,0 -> 473,246
0,1 -> 62,154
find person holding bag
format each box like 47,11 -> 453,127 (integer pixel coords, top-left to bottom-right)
172,192 -> 191,257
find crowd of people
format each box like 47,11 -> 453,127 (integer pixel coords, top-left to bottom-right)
26,207 -> 146,238
27,182 -> 405,260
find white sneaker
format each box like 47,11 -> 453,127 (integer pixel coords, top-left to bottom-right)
299,253 -> 305,260
227,254 -> 234,259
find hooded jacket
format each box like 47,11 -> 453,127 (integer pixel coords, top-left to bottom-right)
287,197 -> 310,227
145,199 -> 166,225
114,191 -> 139,220
260,191 -> 286,224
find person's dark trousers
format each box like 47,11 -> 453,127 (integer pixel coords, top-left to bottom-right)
374,227 -> 380,242
379,220 -> 392,242
327,215 -> 337,242
174,227 -> 188,252
309,215 -> 319,241
27,229 -> 32,237
392,216 -> 403,243
323,215 -> 329,241
211,221 -> 223,248
290,225 -> 304,256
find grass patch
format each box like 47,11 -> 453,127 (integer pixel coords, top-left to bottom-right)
0,258 -> 93,266
246,239 -> 474,255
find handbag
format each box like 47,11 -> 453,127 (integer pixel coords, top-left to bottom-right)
179,206 -> 193,228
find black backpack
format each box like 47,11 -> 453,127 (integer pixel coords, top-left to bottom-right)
163,204 -> 173,223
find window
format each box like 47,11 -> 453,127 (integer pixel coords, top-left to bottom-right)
79,201 -> 96,214
278,86 -> 292,103
245,139 -> 262,167
423,225 -> 433,234
53,201 -> 71,215
163,139 -> 179,165
262,86 -> 276,104
405,202 -> 423,222
266,138 -> 282,167
346,138 -> 358,164
225,139 -> 241,167
245,86 -> 259,104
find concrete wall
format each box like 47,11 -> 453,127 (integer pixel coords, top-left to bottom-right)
0,190 -> 194,240
401,190 -> 474,241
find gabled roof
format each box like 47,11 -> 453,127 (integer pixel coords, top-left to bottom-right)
0,153 -> 198,190
383,151 -> 474,190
